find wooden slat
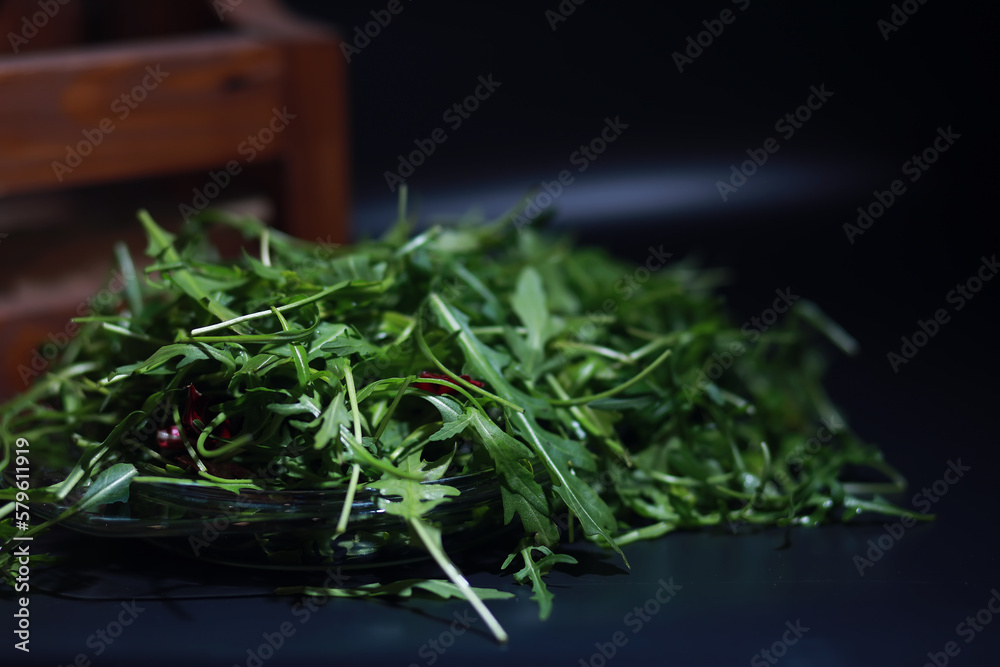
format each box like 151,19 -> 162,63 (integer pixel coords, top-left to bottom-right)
279,37 -> 351,245
0,35 -> 287,195
222,0 -> 352,244
0,0 -> 83,55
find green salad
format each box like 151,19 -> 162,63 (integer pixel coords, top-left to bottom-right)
0,192 -> 921,642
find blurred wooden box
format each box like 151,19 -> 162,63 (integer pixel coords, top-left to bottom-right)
0,0 -> 350,400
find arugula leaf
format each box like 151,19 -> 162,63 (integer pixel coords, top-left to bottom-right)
502,544 -> 578,620
76,463 -> 137,511
370,453 -> 460,517
510,267 -> 561,377
465,409 -> 557,546
277,579 -> 514,601
422,395 -> 476,443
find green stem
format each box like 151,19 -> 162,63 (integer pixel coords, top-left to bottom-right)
548,348 -> 672,406
337,367 -> 365,534
271,306 -> 310,387
261,227 -> 272,267
409,517 -> 509,644
415,316 -> 523,413
190,281 -> 350,336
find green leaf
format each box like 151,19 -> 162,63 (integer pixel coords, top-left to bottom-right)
277,579 -> 513,601
422,394 -> 475,442
428,293 -> 514,390
510,411 -> 627,566
319,326 -> 383,359
465,410 -> 557,545
504,545 -> 578,620
138,210 -> 246,329
370,453 -> 460,518
314,391 -> 350,451
122,343 -> 235,377
77,463 -> 137,511
510,267 -> 560,375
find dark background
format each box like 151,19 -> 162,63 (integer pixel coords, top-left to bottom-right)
292,0 -> 997,412
7,1 -> 1000,665
291,0 -> 998,473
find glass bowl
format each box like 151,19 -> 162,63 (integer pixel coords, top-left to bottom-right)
24,468 -> 512,570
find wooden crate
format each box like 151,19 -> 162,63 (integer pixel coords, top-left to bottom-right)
0,0 -> 350,400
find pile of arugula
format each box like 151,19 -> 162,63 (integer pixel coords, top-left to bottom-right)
0,194 -> 921,642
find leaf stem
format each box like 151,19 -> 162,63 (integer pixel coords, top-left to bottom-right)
415,315 -> 523,413
548,348 -> 672,406
337,367 -> 365,534
190,281 -> 350,336
261,227 -> 272,268
409,517 -> 509,644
